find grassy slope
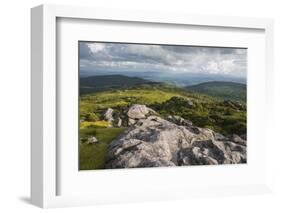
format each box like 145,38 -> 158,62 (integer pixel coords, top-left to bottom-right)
151,96 -> 246,136
80,85 -> 217,116
186,81 -> 246,102
79,127 -> 125,170
80,86 -> 183,118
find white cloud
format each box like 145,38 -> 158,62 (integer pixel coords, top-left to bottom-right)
202,59 -> 235,74
202,61 -> 220,74
88,43 -> 105,53
80,42 -> 247,77
220,60 -> 236,73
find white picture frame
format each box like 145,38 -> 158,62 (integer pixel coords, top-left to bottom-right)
31,4 -> 274,208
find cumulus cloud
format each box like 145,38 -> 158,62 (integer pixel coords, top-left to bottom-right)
202,59 -> 236,75
79,42 -> 247,77
88,43 -> 105,53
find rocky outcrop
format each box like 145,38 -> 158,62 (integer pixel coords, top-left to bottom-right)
105,113 -> 246,169
104,108 -> 114,123
230,134 -> 246,145
127,104 -> 156,119
127,104 -> 156,125
167,115 -> 192,126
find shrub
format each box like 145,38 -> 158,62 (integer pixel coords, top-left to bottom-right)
84,112 -> 99,121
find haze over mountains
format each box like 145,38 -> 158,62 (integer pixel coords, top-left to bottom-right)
80,70 -> 246,87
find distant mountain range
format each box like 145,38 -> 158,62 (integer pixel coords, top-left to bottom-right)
80,74 -> 157,94
80,70 -> 246,86
186,81 -> 246,102
80,74 -> 246,102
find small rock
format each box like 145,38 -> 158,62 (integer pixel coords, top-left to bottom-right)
104,108 -> 114,123
240,134 -> 247,140
128,118 -> 136,126
213,132 -> 227,141
167,115 -> 192,126
231,134 -> 246,145
187,100 -> 193,107
87,136 -> 99,144
117,118 -> 122,127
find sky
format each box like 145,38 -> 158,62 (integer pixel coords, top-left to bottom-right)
79,42 -> 247,78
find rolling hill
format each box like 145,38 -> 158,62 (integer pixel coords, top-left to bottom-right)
80,74 -> 159,94
185,81 -> 246,102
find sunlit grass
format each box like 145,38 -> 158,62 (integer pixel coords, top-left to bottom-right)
80,120 -> 110,129
80,88 -> 185,115
79,127 -> 125,170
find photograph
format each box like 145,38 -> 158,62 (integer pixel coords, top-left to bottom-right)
79,41 -> 247,170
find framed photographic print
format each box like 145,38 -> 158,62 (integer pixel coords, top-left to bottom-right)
31,4 -> 274,208
78,41 -> 248,170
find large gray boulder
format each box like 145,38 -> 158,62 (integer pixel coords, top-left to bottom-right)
127,104 -> 156,120
105,115 -> 246,169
